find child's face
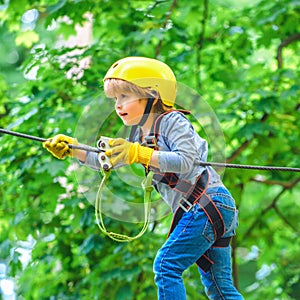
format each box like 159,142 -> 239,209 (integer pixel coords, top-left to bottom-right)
113,91 -> 148,126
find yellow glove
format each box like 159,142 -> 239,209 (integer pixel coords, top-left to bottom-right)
43,134 -> 78,159
105,138 -> 154,167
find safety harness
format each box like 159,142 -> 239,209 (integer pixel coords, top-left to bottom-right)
130,110 -> 232,272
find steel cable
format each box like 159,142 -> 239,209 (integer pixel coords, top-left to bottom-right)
1,128 -> 299,172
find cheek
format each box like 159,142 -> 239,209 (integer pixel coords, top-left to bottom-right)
128,101 -> 146,112
136,100 -> 147,111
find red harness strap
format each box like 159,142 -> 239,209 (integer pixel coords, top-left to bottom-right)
151,109 -> 191,151
155,170 -> 230,272
132,110 -> 231,272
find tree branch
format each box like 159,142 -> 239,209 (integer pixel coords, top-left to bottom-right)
231,235 -> 240,290
242,177 -> 300,239
273,204 -> 299,233
277,33 -> 300,69
251,177 -> 300,189
227,140 -> 252,163
154,0 -> 178,58
227,112 -> 269,163
195,0 -> 209,90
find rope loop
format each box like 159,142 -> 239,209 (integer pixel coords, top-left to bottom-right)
95,170 -> 154,242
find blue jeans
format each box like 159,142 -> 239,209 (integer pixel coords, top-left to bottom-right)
153,187 -> 244,300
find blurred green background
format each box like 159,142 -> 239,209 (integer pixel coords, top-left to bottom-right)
0,0 -> 299,299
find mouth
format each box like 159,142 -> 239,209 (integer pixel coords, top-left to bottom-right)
118,112 -> 128,117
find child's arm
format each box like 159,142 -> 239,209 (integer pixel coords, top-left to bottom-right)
73,149 -> 87,162
106,113 -> 202,172
149,150 -> 160,169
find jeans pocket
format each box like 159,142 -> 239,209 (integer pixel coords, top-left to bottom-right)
201,192 -> 238,241
202,219 -> 215,243
215,201 -> 238,236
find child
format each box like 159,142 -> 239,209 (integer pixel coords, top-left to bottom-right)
43,56 -> 244,300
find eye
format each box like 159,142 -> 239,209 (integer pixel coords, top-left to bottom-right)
120,93 -> 126,99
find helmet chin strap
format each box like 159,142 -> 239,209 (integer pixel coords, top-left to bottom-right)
138,97 -> 155,127
129,97 -> 155,142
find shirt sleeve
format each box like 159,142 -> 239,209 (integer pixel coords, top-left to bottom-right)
80,151 -> 101,170
157,112 -> 208,174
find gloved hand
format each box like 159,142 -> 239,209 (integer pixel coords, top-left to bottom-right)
105,138 -> 154,167
43,134 -> 78,159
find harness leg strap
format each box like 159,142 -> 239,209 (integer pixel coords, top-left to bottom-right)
168,182 -> 228,272
196,237 -> 232,272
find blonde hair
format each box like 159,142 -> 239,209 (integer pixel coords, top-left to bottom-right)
104,78 -> 172,113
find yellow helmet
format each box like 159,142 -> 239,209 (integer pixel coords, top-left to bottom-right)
104,56 -> 177,107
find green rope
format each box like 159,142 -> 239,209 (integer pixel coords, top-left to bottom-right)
95,170 -> 154,242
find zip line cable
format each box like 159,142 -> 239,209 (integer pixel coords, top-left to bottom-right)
1,128 -> 299,242
198,162 -> 300,172
0,128 -> 101,153
1,128 -> 300,172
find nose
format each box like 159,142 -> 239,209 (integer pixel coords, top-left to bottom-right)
115,98 -> 122,109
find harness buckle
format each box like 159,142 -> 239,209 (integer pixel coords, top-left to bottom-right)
143,135 -> 157,148
178,197 -> 194,213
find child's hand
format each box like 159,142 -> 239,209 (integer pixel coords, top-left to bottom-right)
105,138 -> 153,167
43,134 -> 78,159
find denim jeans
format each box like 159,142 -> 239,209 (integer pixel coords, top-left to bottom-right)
153,187 -> 244,300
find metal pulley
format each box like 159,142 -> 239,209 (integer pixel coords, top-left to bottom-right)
97,136 -> 112,171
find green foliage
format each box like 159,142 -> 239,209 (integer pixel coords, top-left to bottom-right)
0,0 -> 299,299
